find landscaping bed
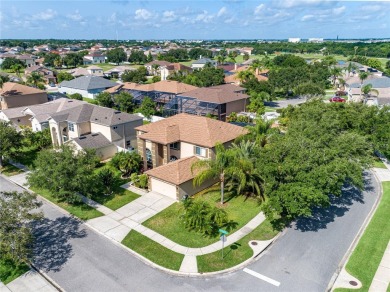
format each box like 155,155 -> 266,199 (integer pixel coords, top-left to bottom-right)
0,163 -> 24,176
335,182 -> 390,292
143,187 -> 262,248
0,259 -> 29,285
121,230 -> 184,271
197,219 -> 279,273
31,187 -> 103,220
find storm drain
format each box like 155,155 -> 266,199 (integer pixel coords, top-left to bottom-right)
349,281 -> 358,286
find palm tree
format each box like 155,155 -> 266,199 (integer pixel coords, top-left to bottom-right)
26,72 -> 44,88
363,47 -> 368,57
357,72 -> 369,102
354,46 -> 358,57
338,78 -> 346,90
191,143 -> 236,205
236,70 -> 254,84
361,84 -> 379,103
54,58 -> 63,68
11,64 -> 24,80
330,67 -> 342,89
238,119 -> 274,147
151,64 -> 159,76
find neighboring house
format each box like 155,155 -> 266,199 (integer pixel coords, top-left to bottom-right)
59,75 -> 117,99
0,107 -> 31,129
48,103 -> 143,160
104,66 -> 135,79
0,82 -> 48,110
175,84 -> 248,121
16,54 -> 35,67
136,113 -> 248,200
83,51 -> 106,65
346,76 -> 390,105
25,65 -> 56,84
144,60 -> 172,76
160,63 -> 192,81
191,58 -> 217,70
224,66 -> 269,85
240,47 -> 254,55
105,80 -> 198,106
68,66 -> 104,77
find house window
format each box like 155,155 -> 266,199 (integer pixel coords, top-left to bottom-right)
68,122 -> 75,132
170,142 -> 180,150
145,148 -> 152,162
195,146 -> 207,157
170,156 -> 178,162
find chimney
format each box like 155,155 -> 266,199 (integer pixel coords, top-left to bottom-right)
199,55 -> 202,59
234,63 -> 237,71
255,68 -> 259,75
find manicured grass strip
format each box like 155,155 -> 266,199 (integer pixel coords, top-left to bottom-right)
91,188 -> 140,210
143,188 -> 262,248
31,187 -> 103,220
0,163 -> 24,176
335,182 -> 390,292
197,219 -> 278,273
0,259 -> 29,284
373,160 -> 387,169
121,230 -> 184,271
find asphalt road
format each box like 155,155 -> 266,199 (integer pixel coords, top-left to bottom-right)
264,98 -> 306,109
0,171 -> 379,292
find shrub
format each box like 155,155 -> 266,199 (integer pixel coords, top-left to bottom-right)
69,93 -> 83,100
138,174 -> 148,189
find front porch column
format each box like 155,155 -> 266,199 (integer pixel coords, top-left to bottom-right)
137,138 -> 147,170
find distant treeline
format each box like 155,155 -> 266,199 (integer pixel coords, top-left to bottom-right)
1,39 -> 389,58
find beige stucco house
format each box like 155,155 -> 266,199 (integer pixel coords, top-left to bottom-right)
48,103 -> 143,160
136,113 -> 248,200
0,82 -> 48,110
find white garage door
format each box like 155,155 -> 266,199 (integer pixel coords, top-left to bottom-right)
150,178 -> 177,200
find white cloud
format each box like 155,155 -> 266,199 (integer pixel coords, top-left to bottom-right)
32,9 -> 57,21
195,11 -> 214,23
135,9 -> 152,20
224,17 -> 235,23
276,0 -> 325,9
301,14 -> 314,21
333,6 -> 345,16
67,10 -> 83,21
217,7 -> 227,17
254,4 -> 265,15
162,10 -> 176,22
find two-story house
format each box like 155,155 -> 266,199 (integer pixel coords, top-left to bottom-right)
83,51 -> 106,65
136,113 -> 247,200
0,82 -> 48,110
59,75 -> 117,99
48,103 -> 143,160
25,66 -> 56,84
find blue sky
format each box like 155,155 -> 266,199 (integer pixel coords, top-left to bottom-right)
1,0 -> 389,40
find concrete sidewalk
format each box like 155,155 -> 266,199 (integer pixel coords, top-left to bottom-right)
369,241 -> 390,292
1,270 -> 58,292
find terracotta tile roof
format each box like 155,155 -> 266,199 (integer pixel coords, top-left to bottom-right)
165,63 -> 192,71
0,82 -> 46,96
136,113 -> 248,147
105,80 -> 198,95
145,156 -> 200,185
179,84 -> 248,104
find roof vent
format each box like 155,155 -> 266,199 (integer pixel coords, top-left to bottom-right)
114,111 -> 121,114
95,118 -> 98,120
91,133 -> 99,136
105,117 -> 107,119
79,136 -> 87,140
68,100 -> 73,102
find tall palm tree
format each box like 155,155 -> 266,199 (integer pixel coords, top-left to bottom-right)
363,47 -> 368,57
354,46 -> 359,57
237,119 -> 274,147
192,143 -> 236,204
236,70 -> 254,84
361,84 -> 379,103
357,72 -> 369,102
11,64 -> 24,80
330,67 -> 342,89
27,72 -> 45,88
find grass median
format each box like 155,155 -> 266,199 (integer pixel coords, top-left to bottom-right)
121,230 -> 184,271
143,187 -> 262,248
197,219 -> 279,273
31,187 -> 103,220
335,182 -> 390,292
0,259 -> 29,284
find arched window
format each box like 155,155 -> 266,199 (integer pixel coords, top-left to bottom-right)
145,148 -> 152,162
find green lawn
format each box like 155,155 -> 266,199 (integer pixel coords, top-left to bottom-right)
121,230 -> 184,271
94,63 -> 117,71
335,182 -> 390,292
31,187 -> 103,220
82,97 -> 97,104
0,163 -> 24,176
197,219 -> 279,273
0,259 -> 29,285
91,187 -> 139,210
373,159 -> 387,169
143,186 -> 262,248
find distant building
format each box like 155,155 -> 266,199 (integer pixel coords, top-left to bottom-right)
288,38 -> 301,43
191,58 -> 217,70
58,75 -> 116,99
308,38 -> 324,43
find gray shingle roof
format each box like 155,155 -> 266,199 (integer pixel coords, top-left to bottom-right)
350,77 -> 390,89
59,75 -> 116,90
192,58 -> 217,65
49,103 -> 142,126
71,133 -> 112,149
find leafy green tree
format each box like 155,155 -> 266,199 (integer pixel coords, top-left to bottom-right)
188,48 -> 213,60
0,191 -> 43,265
43,53 -> 61,67
147,52 -> 153,63
1,58 -> 25,70
128,50 -> 147,64
243,53 -> 250,61
22,127 -> 51,150
366,58 -> 383,71
95,92 -> 114,108
361,84 -> 379,101
192,143 -> 236,204
106,48 -> 127,65
69,93 -> 83,100
114,91 -> 135,113
121,67 -> 147,83
294,82 -> 325,100
137,97 -> 156,118
10,64 -> 24,79
182,66 -> 224,87
236,70 -> 255,84
27,145 -> 99,202
0,75 -> 10,89
247,91 -> 269,115
0,121 -> 22,167
57,72 -> 74,84
63,53 -> 83,68
111,151 -> 142,177
152,76 -> 161,83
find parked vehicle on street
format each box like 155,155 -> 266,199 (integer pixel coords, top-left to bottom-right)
329,96 -> 346,102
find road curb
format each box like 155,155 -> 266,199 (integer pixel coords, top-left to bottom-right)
1,173 -> 284,278
327,170 -> 384,291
